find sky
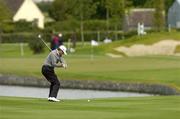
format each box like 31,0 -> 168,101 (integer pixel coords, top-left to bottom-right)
177,0 -> 180,4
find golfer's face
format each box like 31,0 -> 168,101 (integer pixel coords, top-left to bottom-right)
58,50 -> 64,56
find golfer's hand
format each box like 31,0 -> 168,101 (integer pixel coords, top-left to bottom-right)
62,63 -> 67,69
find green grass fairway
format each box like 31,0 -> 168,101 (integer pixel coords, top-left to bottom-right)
1,56 -> 180,90
0,96 -> 180,119
1,32 -> 180,90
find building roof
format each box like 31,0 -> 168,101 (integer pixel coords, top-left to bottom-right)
128,9 -> 155,27
124,9 -> 155,30
3,0 -> 24,14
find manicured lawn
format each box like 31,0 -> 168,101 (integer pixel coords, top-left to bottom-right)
1,31 -> 180,90
1,32 -> 180,119
0,96 -> 180,119
0,56 -> 180,90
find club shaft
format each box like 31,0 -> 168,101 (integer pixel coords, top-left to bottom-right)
39,38 -> 51,51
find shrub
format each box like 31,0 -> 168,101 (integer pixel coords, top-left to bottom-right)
45,19 -> 120,31
0,21 -> 15,33
28,38 -> 45,54
83,20 -> 107,30
45,19 -> 80,31
1,20 -> 40,33
0,32 -> 52,43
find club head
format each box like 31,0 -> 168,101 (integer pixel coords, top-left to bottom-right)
38,34 -> 41,39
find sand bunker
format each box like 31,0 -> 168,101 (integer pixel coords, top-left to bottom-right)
115,40 -> 180,56
106,53 -> 123,58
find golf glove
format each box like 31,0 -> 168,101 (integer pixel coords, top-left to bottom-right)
62,63 -> 67,69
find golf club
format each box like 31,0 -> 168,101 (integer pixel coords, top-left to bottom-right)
38,34 -> 51,51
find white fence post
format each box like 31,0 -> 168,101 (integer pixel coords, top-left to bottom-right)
20,43 -> 24,56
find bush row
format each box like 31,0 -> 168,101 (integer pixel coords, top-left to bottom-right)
46,20 -> 122,31
1,20 -> 122,33
0,33 -> 50,43
0,19 -> 136,43
0,31 -> 128,43
0,20 -> 40,33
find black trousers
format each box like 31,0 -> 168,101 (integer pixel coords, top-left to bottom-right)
42,65 -> 60,98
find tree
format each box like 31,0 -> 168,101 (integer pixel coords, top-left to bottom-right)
93,0 -> 106,19
71,0 -> 97,20
49,0 -> 65,21
49,0 -> 70,21
37,1 -> 51,13
154,0 -> 165,31
132,0 -> 147,7
0,0 -> 12,22
165,0 -> 175,13
124,0 -> 133,9
105,0 -> 125,32
49,0 -> 98,44
131,0 -> 174,10
0,0 -> 12,39
105,0 -> 133,34
71,0 -> 97,45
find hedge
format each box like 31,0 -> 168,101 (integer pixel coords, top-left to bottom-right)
46,19 -> 122,31
0,32 -> 52,43
0,31 -> 133,43
0,20 -> 40,33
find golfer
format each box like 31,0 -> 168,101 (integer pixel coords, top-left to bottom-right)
42,45 -> 67,102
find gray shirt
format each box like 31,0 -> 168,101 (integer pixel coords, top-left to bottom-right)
43,50 -> 66,67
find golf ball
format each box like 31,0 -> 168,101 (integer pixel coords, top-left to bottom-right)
88,100 -> 90,102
